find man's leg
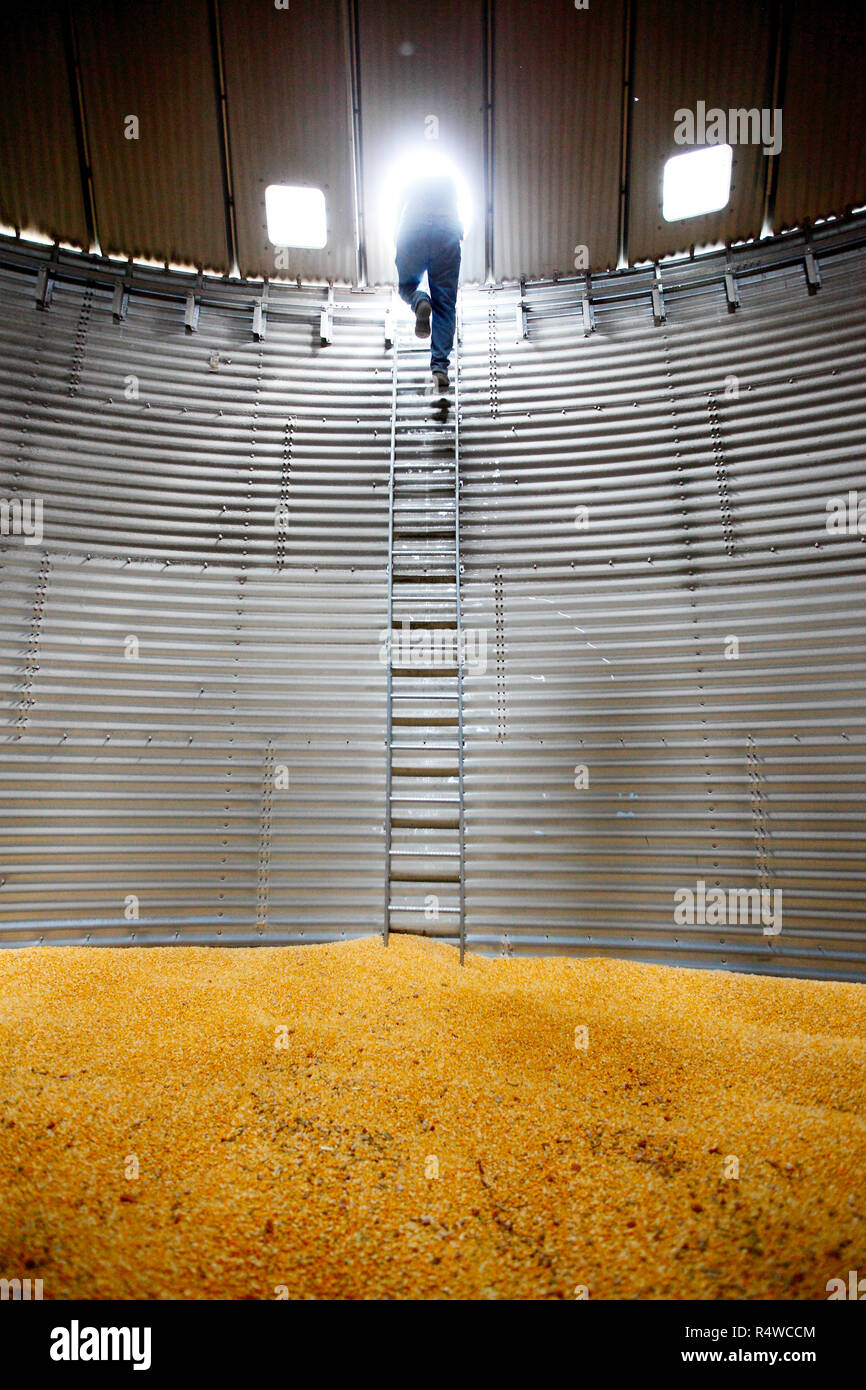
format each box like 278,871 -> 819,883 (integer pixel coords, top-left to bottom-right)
427,227 -> 461,377
395,224 -> 430,318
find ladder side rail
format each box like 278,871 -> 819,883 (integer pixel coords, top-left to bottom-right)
453,316 -> 467,963
383,343 -> 398,945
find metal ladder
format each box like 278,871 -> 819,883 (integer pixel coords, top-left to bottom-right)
384,315 -> 466,961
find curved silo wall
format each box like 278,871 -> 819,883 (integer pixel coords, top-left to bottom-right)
0,257 -> 390,946
1,222 -> 865,978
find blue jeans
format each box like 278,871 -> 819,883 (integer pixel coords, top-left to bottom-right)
395,214 -> 462,374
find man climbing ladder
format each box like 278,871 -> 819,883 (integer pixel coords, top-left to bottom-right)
384,316 -> 467,961
394,173 -> 462,396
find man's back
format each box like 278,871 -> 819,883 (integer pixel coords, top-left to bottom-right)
398,175 -> 462,237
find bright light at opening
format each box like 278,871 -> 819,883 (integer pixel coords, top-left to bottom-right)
381,148 -> 473,247
265,185 -> 327,249
662,144 -> 732,222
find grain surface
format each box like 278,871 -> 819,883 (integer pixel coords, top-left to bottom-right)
0,935 -> 864,1300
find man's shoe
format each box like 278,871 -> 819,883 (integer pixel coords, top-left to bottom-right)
414,299 -> 432,338
430,369 -> 449,394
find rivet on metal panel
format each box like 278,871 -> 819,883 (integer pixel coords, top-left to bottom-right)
707,394 -> 735,556
746,735 -> 772,893
256,739 -> 275,936
488,305 -> 498,417
494,567 -> 506,742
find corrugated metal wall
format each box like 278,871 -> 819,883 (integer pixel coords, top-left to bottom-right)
0,1 -> 89,249
774,0 -> 866,233
221,0 -> 359,283
0,260 -> 388,945
492,0 -> 625,278
73,0 -> 230,272
457,230 -> 866,978
627,0 -> 772,263
1,220 -> 865,976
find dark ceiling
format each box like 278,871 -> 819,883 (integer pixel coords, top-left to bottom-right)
1,0 -> 865,285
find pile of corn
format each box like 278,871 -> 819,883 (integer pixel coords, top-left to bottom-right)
0,935 -> 863,1300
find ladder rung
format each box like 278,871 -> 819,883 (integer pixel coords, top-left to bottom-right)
390,849 -> 460,857
391,876 -> 461,886
392,721 -> 459,728
391,692 -> 458,700
392,741 -> 460,750
390,794 -> 460,803
392,571 -> 455,580
389,614 -> 461,625
388,904 -> 460,915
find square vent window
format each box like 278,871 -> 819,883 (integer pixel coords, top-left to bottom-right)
265,185 -> 327,249
662,144 -> 733,222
